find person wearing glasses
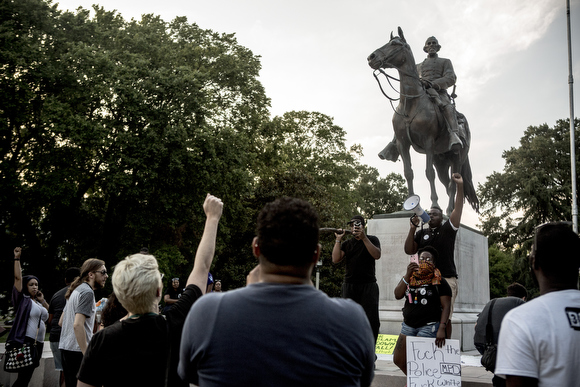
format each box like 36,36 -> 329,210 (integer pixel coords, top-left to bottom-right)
392,246 -> 451,376
333,215 -> 382,344
495,222 -> 580,386
58,258 -> 107,387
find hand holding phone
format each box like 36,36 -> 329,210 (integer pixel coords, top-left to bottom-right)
410,254 -> 419,264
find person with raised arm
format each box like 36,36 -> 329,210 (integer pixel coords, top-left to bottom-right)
77,194 -> 223,387
6,247 -> 49,387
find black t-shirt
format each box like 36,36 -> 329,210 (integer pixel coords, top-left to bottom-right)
78,284 -> 202,387
341,235 -> 381,284
473,297 -> 525,346
402,278 -> 452,328
164,286 -> 183,304
47,286 -> 68,342
414,220 -> 458,278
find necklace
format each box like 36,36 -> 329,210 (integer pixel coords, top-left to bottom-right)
128,312 -> 157,319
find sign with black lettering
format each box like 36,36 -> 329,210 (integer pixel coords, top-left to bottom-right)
375,334 -> 399,354
406,337 -> 461,387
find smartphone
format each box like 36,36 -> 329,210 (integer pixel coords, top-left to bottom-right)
410,254 -> 419,264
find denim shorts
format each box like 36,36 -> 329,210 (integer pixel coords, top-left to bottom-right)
400,321 -> 440,337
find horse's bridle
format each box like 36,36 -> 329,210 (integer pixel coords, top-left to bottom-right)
371,42 -> 425,117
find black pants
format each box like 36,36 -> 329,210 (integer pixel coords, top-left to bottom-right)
12,339 -> 43,387
342,282 -> 380,342
61,349 -> 83,387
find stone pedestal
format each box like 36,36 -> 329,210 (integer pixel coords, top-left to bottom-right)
367,211 -> 489,351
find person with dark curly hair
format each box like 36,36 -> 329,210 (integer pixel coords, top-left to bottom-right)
179,197 -> 375,386
7,247 -> 49,387
392,245 -> 451,376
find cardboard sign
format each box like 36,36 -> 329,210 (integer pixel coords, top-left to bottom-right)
375,334 -> 399,354
406,337 -> 461,387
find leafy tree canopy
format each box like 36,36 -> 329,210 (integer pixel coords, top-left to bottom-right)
478,118 -> 578,296
0,0 -> 407,307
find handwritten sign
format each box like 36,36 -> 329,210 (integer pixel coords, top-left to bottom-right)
375,334 -> 399,354
406,337 -> 461,387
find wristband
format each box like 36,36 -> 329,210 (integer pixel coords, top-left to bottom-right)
335,240 -> 341,243
401,277 -> 409,285
14,258 -> 20,261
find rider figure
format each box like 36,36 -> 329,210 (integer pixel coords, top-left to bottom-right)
379,36 -> 463,161
418,36 -> 462,151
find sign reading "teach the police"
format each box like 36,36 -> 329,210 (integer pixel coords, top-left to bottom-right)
406,337 -> 461,387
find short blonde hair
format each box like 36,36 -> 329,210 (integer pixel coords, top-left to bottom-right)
112,254 -> 162,315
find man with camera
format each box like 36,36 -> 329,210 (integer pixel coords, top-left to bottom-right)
333,215 -> 382,343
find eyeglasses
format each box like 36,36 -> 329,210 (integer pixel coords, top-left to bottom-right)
94,270 -> 108,276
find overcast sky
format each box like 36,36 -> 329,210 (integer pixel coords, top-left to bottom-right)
52,0 -> 580,229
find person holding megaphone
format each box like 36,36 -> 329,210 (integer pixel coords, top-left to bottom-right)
404,172 -> 464,340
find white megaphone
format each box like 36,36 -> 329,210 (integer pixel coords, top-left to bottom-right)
403,195 -> 430,224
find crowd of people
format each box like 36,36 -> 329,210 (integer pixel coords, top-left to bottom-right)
4,184 -> 580,386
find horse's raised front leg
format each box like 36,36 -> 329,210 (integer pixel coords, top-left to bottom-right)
446,156 -> 462,214
425,152 -> 439,210
398,143 -> 414,196
434,156 -> 452,215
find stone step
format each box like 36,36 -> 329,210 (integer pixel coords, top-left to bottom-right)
0,343 -> 493,387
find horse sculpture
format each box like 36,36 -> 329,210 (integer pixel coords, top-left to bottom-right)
367,27 -> 479,215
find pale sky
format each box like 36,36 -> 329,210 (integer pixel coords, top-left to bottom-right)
52,0 -> 580,229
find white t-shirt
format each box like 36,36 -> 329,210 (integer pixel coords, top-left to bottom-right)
26,300 -> 48,342
495,289 -> 580,386
59,282 -> 96,352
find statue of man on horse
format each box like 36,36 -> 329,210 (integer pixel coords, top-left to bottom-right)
379,35 -> 465,162
368,28 -> 479,215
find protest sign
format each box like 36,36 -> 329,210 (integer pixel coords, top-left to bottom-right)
406,337 -> 461,387
375,334 -> 399,354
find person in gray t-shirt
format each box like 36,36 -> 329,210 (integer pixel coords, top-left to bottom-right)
179,198 -> 375,387
59,259 -> 107,387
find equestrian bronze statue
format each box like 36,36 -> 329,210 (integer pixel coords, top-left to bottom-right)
367,27 -> 479,214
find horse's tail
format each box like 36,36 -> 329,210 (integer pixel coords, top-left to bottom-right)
461,155 -> 479,213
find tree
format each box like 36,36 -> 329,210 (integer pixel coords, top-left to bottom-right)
213,112 -> 407,294
353,166 -> 407,217
478,119 -> 579,249
488,245 -> 515,299
478,118 -> 578,294
0,1 -> 407,306
0,0 -> 269,300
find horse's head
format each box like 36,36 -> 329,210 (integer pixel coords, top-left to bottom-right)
367,27 -> 413,71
